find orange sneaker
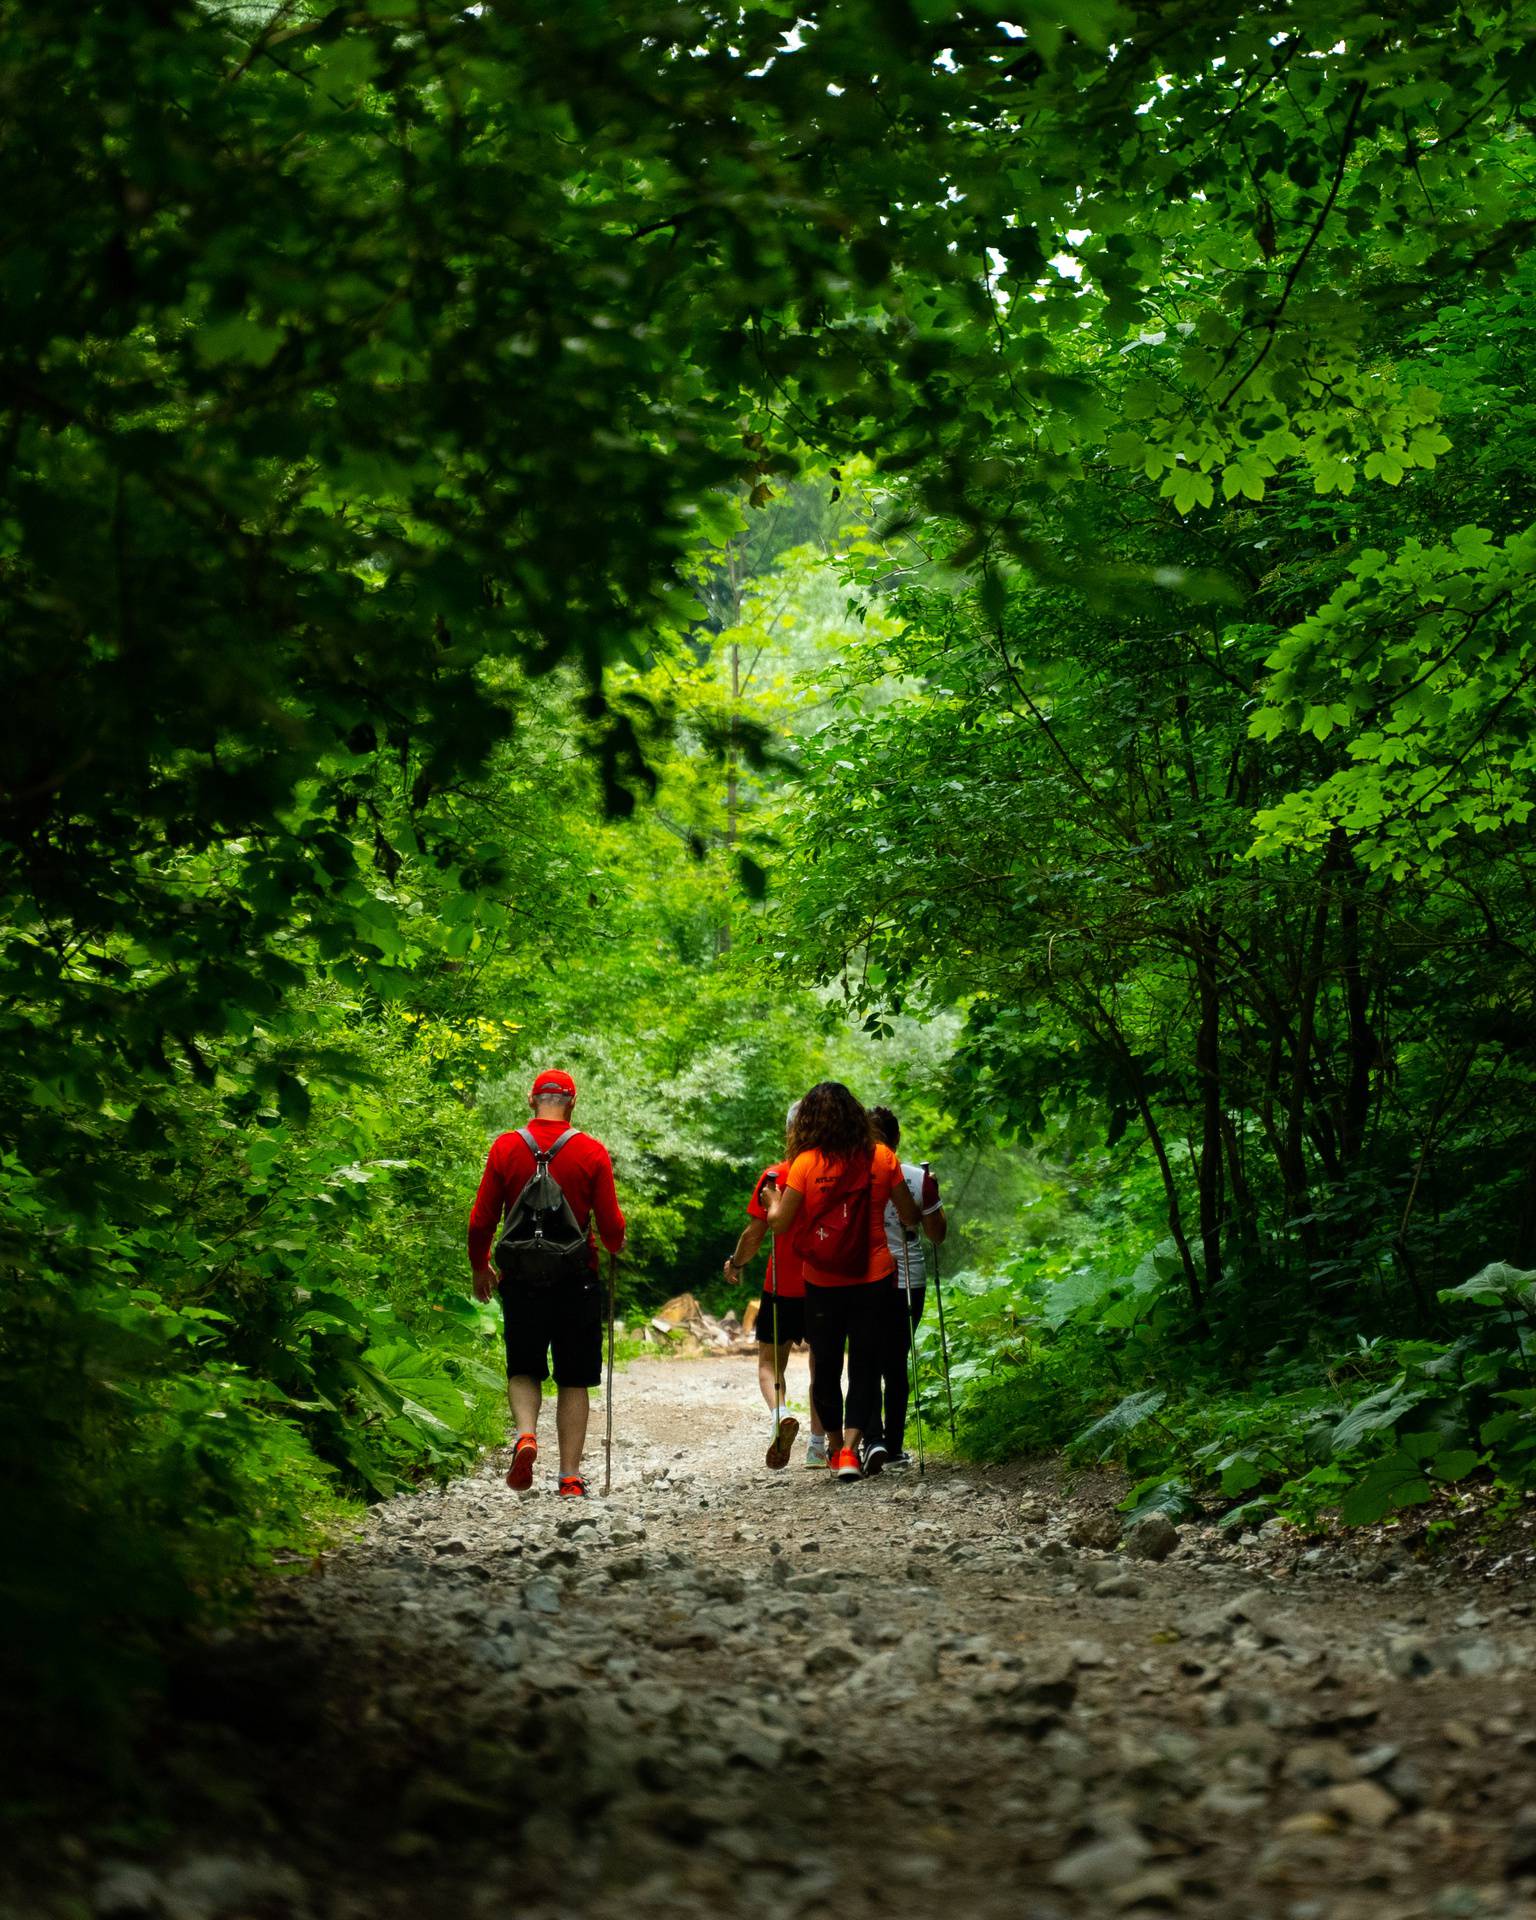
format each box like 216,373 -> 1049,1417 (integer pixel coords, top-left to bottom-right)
557,1474 -> 588,1499
832,1446 -> 862,1483
506,1431 -> 538,1493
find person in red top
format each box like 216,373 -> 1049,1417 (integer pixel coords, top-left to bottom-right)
764,1081 -> 920,1483
468,1069 -> 625,1498
722,1104 -> 829,1471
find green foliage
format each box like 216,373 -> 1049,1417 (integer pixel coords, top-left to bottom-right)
1252,524 -> 1536,869
7,0 -> 1536,1741
923,1217 -> 1536,1534
764,19 -> 1536,1538
1071,1391 -> 1170,1463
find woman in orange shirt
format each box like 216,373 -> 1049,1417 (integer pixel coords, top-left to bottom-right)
765,1081 -> 921,1482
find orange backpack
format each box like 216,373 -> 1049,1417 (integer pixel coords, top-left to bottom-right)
793,1152 -> 873,1278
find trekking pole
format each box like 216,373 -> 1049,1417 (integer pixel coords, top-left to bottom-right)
603,1249 -> 617,1496
768,1228 -> 779,1443
930,1235 -> 958,1446
905,1250 -> 926,1481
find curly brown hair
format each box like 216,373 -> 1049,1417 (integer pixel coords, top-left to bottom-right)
787,1081 -> 875,1161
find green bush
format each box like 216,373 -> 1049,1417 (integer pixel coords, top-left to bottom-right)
931,1191 -> 1536,1540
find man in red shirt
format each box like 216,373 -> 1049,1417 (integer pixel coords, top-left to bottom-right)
468,1070 -> 625,1498
722,1107 -> 829,1470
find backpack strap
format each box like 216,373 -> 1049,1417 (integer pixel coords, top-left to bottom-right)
516,1125 -> 582,1163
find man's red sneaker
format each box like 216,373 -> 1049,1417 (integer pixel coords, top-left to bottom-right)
832,1446 -> 862,1483
506,1431 -> 538,1493
557,1474 -> 588,1499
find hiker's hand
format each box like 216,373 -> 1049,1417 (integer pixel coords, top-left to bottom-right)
471,1266 -> 498,1303
723,1257 -> 742,1284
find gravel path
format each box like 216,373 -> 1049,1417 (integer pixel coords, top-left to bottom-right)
67,1356 -> 1536,1920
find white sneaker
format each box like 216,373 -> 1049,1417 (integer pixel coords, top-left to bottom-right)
805,1435 -> 829,1469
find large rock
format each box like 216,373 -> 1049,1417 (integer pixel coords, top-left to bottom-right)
1069,1511 -> 1121,1551
1124,1513 -> 1180,1562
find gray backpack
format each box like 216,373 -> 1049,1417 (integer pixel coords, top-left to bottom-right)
493,1128 -> 591,1289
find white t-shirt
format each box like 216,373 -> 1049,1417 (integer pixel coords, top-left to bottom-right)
884,1161 -> 942,1293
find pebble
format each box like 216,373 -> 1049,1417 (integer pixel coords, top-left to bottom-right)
1195,1784 -> 1267,1818
1109,1866 -> 1185,1908
719,1718 -> 789,1771
1282,1742 -> 1354,1789
1048,1833 -> 1152,1892
1506,1806 -> 1536,1877
92,1865 -> 161,1917
164,1854 -> 309,1919
804,1637 -> 859,1677
1322,1779 -> 1400,1829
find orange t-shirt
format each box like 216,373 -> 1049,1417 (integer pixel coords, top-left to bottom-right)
784,1142 -> 904,1287
747,1162 -> 805,1298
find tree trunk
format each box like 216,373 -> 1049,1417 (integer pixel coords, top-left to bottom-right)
1194,919 -> 1225,1297
718,545 -> 741,955
1220,1108 -> 1260,1258
1338,846 -> 1373,1166
1134,1074 -> 1206,1324
1515,1148 -> 1536,1268
1105,1011 -> 1208,1326
1280,853 -> 1333,1268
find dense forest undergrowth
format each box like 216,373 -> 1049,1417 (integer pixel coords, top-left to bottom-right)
4,0 -> 1536,1758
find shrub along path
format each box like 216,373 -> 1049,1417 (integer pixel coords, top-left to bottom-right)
52,1358 -> 1536,1920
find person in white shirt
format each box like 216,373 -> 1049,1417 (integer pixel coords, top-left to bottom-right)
866,1106 -> 947,1470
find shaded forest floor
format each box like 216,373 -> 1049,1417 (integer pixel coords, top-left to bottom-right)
22,1357 -> 1536,1920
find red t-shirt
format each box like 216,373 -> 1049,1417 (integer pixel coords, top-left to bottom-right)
784,1142 -> 904,1287
467,1120 -> 625,1272
747,1162 -> 805,1298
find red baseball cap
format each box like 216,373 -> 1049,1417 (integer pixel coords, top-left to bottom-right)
531,1069 -> 577,1099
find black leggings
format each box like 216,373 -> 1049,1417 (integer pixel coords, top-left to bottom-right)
804,1281 -> 887,1438
875,1283 -> 926,1455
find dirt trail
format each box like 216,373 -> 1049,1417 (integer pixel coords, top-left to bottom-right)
59,1356 -> 1536,1920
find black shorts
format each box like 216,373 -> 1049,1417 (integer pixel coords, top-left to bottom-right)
500,1276 -> 603,1388
755,1290 -> 807,1346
